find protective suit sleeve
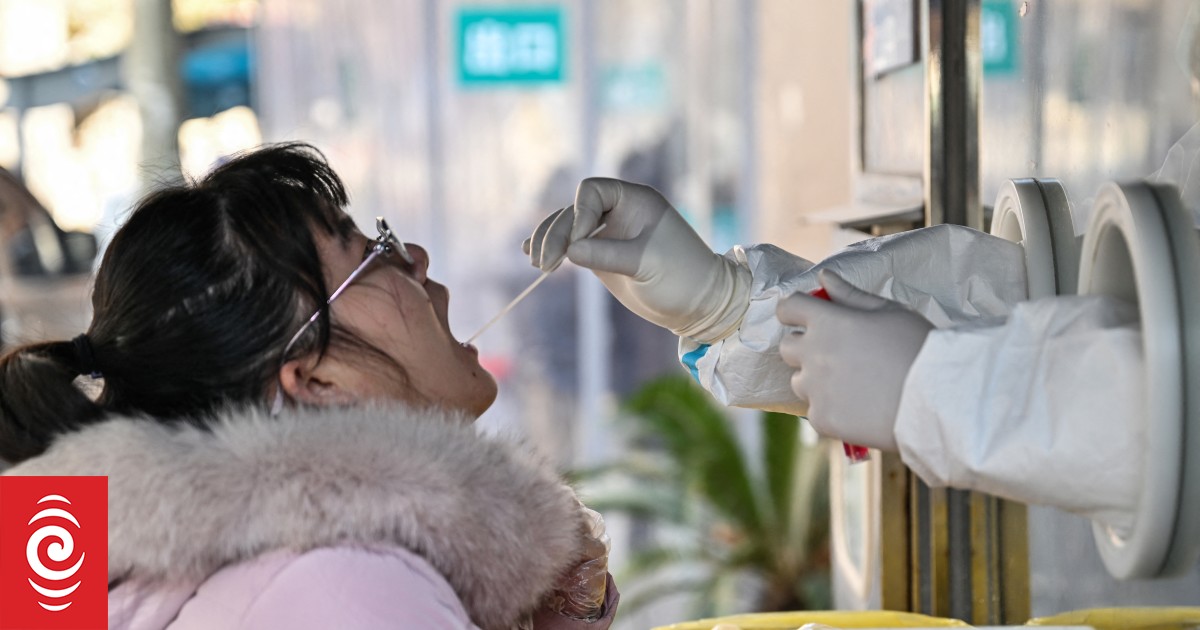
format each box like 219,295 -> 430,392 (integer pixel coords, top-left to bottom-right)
894,295 -> 1144,535
679,224 -> 1028,414
679,243 -> 815,415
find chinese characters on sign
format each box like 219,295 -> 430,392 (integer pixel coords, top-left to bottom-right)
457,7 -> 565,86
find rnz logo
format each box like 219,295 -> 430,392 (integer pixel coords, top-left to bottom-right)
0,476 -> 107,630
27,494 -> 87,611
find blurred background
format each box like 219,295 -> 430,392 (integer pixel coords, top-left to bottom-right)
1,1 -> 1199,627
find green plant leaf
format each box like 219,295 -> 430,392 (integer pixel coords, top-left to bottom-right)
786,441 -> 830,562
582,492 -> 687,523
618,576 -> 717,616
693,571 -> 728,618
623,376 -> 767,538
621,545 -> 714,580
580,374 -> 832,616
762,412 -> 801,541
565,454 -> 675,485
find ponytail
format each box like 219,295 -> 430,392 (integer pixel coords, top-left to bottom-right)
0,340 -> 104,464
2,143 -> 362,463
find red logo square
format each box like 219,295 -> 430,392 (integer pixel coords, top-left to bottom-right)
0,476 -> 107,630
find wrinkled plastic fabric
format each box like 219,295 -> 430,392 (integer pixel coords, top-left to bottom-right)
895,295 -> 1145,535
545,507 -> 610,622
678,224 -> 1028,415
679,223 -> 1146,532
1151,121 -> 1200,223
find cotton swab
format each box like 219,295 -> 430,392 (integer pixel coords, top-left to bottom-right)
466,223 -> 607,344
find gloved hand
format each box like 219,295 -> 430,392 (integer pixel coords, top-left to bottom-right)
543,507 -> 611,621
522,177 -> 752,343
776,270 -> 934,452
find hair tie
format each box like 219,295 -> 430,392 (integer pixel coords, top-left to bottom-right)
71,334 -> 102,378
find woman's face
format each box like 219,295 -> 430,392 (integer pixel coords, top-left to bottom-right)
290,227 -> 497,418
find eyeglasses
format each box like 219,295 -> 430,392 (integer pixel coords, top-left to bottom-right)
270,216 -> 416,414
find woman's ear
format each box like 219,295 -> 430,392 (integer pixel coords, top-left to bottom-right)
278,356 -> 356,407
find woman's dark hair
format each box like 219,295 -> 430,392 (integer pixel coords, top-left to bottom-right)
0,143 -> 357,463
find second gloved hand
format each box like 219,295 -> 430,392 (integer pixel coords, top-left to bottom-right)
777,270 -> 934,451
531,506 -> 618,628
523,178 -> 752,343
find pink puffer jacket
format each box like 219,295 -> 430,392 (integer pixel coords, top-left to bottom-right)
109,546 -> 618,628
7,404 -> 618,629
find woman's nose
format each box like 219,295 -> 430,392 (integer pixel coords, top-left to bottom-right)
404,243 -> 429,282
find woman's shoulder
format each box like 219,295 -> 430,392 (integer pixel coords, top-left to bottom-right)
31,405 -> 586,628
169,546 -> 476,629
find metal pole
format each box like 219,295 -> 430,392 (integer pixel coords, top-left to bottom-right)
123,0 -> 185,189
922,0 -> 982,622
575,0 -> 611,467
684,0 -> 713,243
423,0 -> 446,264
11,102 -> 25,182
737,0 -> 759,242
924,0 -> 981,230
947,487 -> 973,619
921,2 -> 1028,624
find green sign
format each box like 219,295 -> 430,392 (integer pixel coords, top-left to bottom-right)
456,7 -> 565,86
601,64 -> 666,111
982,0 -> 1019,75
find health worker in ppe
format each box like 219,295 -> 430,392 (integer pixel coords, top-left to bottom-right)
525,178 -> 1145,537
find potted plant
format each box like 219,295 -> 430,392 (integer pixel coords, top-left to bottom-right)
575,375 -> 830,618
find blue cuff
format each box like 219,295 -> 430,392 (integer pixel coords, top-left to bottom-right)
680,344 -> 711,384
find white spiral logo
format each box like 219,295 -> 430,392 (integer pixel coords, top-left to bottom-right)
26,494 -> 86,612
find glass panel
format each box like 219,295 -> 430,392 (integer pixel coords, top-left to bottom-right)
981,0 -> 1198,231
255,1 -> 756,484
983,0 -> 1200,611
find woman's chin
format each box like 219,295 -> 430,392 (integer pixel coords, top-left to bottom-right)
470,373 -> 499,418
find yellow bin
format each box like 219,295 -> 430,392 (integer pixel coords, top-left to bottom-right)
653,611 -> 971,629
1027,607 -> 1200,630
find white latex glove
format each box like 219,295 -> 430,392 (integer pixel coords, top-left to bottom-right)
522,177 -> 752,343
776,270 -> 934,451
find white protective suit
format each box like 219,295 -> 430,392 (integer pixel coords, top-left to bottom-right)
524,177 -> 1149,536
681,225 -> 1145,535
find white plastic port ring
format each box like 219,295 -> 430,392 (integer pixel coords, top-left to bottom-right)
1146,184 -> 1200,576
1079,182 -> 1183,579
990,178 -> 1079,298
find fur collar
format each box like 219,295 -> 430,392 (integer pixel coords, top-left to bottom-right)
8,404 -> 588,629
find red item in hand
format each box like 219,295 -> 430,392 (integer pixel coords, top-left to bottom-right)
809,287 -> 871,464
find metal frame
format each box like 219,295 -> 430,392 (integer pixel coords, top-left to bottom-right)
872,0 -> 1031,622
